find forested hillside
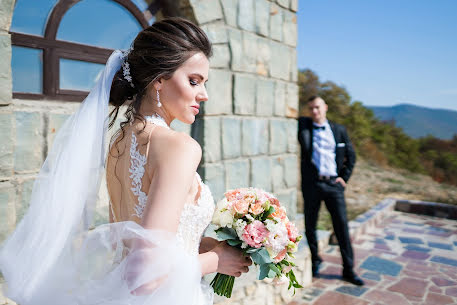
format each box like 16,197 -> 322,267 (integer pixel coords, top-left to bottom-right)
298,69 -> 457,186
369,104 -> 457,139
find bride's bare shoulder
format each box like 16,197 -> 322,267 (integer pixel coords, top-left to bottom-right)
148,125 -> 201,165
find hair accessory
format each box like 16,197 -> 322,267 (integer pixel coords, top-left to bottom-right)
156,90 -> 162,107
121,47 -> 134,88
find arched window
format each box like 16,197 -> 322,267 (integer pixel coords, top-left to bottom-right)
10,0 -> 158,101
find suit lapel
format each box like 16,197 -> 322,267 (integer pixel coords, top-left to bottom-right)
329,121 -> 339,143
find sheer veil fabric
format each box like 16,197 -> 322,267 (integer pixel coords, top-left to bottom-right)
0,51 -> 205,305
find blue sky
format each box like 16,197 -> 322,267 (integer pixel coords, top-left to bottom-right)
297,0 -> 457,111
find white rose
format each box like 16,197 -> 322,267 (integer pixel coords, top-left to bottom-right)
212,198 -> 234,228
219,209 -> 234,228
216,198 -> 229,211
212,208 -> 221,226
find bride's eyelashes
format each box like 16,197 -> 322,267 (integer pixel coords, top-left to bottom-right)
189,78 -> 198,86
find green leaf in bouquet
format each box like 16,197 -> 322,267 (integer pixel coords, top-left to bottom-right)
245,247 -> 261,254
226,239 -> 241,246
259,264 -> 270,280
215,227 -> 238,241
250,248 -> 272,265
268,268 -> 277,278
286,269 -> 303,293
269,263 -> 281,276
258,263 -> 277,280
262,206 -> 275,220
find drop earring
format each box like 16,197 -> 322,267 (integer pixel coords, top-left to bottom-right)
156,90 -> 162,108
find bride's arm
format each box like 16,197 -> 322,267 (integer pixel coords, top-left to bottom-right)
140,131 -> 250,277
141,132 -> 200,232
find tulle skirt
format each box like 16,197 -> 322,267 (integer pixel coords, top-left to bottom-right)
0,221 -> 212,305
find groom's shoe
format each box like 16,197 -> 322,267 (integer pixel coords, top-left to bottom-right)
342,270 -> 364,286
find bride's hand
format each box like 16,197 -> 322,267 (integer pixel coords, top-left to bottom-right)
212,242 -> 252,277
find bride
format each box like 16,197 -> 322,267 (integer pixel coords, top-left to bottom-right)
0,17 -> 250,305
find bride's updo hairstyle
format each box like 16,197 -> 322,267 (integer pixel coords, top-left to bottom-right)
108,17 -> 212,129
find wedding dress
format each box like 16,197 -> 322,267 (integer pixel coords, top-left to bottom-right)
109,113 -> 216,304
0,51 -> 215,305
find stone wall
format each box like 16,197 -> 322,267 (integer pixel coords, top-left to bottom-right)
191,0 -> 300,220
190,1 -> 304,303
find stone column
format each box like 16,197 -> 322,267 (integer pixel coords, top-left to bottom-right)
188,0 -> 299,221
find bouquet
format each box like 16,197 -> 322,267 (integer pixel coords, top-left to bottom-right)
210,188 -> 303,298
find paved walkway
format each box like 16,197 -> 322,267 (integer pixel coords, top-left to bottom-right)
290,211 -> 457,305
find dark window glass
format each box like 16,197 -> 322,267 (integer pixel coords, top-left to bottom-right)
12,46 -> 43,93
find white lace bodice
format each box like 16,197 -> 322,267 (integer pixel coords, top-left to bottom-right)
175,173 -> 215,255
129,114 -> 215,256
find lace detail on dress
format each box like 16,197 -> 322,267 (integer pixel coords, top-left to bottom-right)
129,132 -> 148,218
130,113 -> 169,219
144,113 -> 169,128
176,173 -> 215,255
127,114 -> 215,304
176,173 -> 215,305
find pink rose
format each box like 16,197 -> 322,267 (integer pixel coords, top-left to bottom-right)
273,247 -> 287,263
249,200 -> 264,215
257,192 -> 269,205
268,196 -> 280,207
233,199 -> 249,215
270,206 -> 287,221
225,190 -> 241,201
243,193 -> 256,205
286,222 -> 299,242
242,220 -> 269,248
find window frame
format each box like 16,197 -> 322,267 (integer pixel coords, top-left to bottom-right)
10,0 -> 150,102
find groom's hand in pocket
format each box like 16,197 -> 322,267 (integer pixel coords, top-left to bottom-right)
212,242 -> 252,277
335,177 -> 346,188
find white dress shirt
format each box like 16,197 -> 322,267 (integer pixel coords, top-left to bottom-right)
312,120 -> 337,176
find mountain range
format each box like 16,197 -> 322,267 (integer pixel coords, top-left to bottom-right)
367,104 -> 457,139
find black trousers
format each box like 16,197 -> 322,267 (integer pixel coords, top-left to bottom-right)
302,179 -> 354,272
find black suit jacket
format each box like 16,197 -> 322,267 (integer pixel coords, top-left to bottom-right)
298,117 -> 356,185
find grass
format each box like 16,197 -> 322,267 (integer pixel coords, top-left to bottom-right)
404,173 -> 421,181
382,177 -> 403,184
383,185 -> 414,194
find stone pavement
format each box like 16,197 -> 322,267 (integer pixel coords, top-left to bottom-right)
289,210 -> 457,305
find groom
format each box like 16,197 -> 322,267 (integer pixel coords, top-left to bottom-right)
298,96 -> 364,286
